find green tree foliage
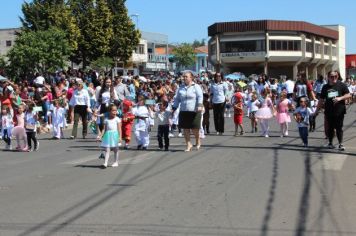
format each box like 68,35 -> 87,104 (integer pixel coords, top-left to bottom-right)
20,0 -> 80,51
90,56 -> 114,72
172,43 -> 195,69
106,0 -> 141,64
70,0 -> 113,68
192,39 -> 206,48
6,28 -> 71,78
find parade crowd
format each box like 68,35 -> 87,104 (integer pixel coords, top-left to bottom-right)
0,69 -> 355,168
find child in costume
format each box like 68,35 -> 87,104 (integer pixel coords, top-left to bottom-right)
232,90 -> 245,136
121,99 -> 135,149
51,100 -> 66,139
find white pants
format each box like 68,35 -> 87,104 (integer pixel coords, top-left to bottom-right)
260,119 -> 269,135
52,125 -> 63,139
135,130 -> 150,147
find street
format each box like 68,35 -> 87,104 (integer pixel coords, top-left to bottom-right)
0,105 -> 355,236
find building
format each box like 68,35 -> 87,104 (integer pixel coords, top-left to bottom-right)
346,54 -> 356,77
208,20 -> 346,79
194,45 -> 214,73
139,31 -> 169,75
0,28 -> 19,56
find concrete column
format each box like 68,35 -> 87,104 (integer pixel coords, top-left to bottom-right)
216,35 -> 221,73
293,64 -> 299,80
265,32 -> 269,75
264,60 -> 268,75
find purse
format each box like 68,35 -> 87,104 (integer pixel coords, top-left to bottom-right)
25,123 -> 36,130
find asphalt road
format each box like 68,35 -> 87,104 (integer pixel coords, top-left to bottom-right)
0,105 -> 355,236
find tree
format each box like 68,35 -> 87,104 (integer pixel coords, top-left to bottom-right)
6,28 -> 71,78
90,56 -> 114,72
172,43 -> 195,69
192,39 -> 206,48
106,0 -> 140,64
20,0 -> 80,51
70,0 -> 113,68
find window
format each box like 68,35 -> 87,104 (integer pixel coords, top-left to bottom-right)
268,40 -> 301,51
332,47 -> 337,56
315,44 -> 321,54
209,44 -> 216,55
306,42 -> 313,52
135,44 -> 145,54
324,45 -> 329,55
220,40 -> 266,53
6,40 -> 12,47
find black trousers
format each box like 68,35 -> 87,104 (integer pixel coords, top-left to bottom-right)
325,114 -> 344,144
72,105 -> 88,138
26,131 -> 38,149
157,124 -> 169,149
309,115 -> 316,131
213,102 -> 225,133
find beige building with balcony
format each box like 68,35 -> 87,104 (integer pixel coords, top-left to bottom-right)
208,20 -> 346,79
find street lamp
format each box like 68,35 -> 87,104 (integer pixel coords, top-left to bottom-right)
130,14 -> 139,29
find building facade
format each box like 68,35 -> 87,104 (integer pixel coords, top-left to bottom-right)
208,20 -> 346,79
346,54 -> 356,77
0,28 -> 19,57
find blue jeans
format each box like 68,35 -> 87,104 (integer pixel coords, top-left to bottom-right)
298,127 -> 308,146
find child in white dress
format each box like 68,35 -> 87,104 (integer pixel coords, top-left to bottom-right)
51,100 -> 66,139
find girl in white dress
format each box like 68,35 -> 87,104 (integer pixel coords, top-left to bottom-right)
51,100 -> 66,139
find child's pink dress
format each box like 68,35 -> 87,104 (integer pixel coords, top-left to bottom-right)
276,99 -> 291,124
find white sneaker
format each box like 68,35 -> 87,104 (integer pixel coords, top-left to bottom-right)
228,114 -> 231,118
224,113 -> 227,117
8,144 -> 12,150
111,162 -> 119,167
265,134 -> 269,138
178,133 -> 183,137
168,133 -> 174,138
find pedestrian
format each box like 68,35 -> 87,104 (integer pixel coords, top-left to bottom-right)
210,73 -> 227,135
13,104 -> 28,151
121,99 -> 135,149
172,71 -> 203,151
24,103 -> 39,151
293,97 -> 313,147
154,101 -> 171,151
309,99 -> 318,132
51,100 -> 66,139
97,104 -> 122,168
276,91 -> 293,137
1,105 -> 13,150
202,93 -> 211,135
69,80 -> 91,139
231,90 -> 244,136
255,89 -> 274,137
247,93 -> 259,133
316,70 -> 352,150
132,95 -> 151,150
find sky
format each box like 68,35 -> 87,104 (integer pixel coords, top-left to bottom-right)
1,0 -> 355,53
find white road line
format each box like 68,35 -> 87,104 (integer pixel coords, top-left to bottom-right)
314,154 -> 348,171
62,151 -> 156,165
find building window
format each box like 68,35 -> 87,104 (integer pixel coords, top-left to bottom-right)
135,44 -> 145,54
269,40 -> 301,51
315,44 -> 321,54
324,45 -> 329,55
220,40 -> 265,53
6,40 -> 12,47
332,47 -> 337,56
306,42 -> 313,52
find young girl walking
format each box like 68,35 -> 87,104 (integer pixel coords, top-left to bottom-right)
255,89 -> 274,137
97,104 -> 122,168
294,97 -> 313,147
247,93 -> 260,133
232,90 -> 244,136
1,105 -> 14,150
276,91 -> 293,137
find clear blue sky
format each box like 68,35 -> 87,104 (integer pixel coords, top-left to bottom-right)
1,0 -> 355,53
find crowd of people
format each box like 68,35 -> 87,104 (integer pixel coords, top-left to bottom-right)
0,68 -> 355,168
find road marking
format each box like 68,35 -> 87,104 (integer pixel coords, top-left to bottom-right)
314,154 -> 348,171
62,151 -> 156,165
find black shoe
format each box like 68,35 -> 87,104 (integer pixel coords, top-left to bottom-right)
98,153 -> 105,159
338,144 -> 345,151
328,143 -> 335,149
137,145 -> 142,150
164,147 -> 169,151
142,147 -> 147,150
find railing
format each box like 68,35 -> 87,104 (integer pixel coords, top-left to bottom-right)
148,53 -> 168,63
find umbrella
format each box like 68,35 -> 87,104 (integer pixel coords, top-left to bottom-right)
225,74 -> 241,80
237,81 -> 247,88
0,75 -> 8,82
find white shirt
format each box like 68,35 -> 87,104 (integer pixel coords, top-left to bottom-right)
69,89 -> 90,107
132,105 -> 150,131
285,80 -> 295,94
104,117 -> 121,131
34,76 -> 45,85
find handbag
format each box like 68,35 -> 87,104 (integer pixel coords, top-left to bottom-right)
25,123 -> 36,130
